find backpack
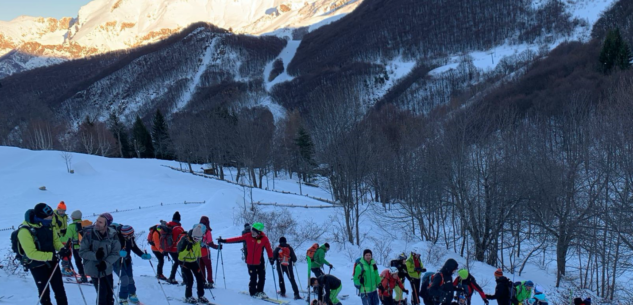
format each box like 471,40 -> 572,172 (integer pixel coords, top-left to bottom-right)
177,235 -> 192,253
10,225 -> 39,268
352,257 -> 366,289
78,220 -> 92,243
147,225 -> 159,246
429,272 -> 444,288
278,246 -> 291,266
159,223 -> 174,251
306,243 -> 319,259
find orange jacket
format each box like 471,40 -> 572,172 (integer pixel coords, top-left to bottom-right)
151,229 -> 161,252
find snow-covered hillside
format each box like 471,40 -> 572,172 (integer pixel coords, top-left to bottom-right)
0,147 -> 581,304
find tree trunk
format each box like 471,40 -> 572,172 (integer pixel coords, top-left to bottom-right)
556,236 -> 570,287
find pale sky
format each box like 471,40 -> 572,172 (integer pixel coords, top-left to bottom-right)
0,0 -> 92,21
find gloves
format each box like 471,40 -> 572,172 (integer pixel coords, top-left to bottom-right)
415,267 -> 423,273
96,248 -> 105,261
57,247 -> 71,259
119,250 -> 128,258
485,295 -> 494,299
329,264 -> 334,269
141,253 -> 152,260
422,268 -> 427,272
269,258 -> 275,265
148,240 -> 155,246
97,261 -> 107,272
218,244 -> 223,250
485,299 -> 490,305
403,289 -> 409,294
217,238 -> 226,243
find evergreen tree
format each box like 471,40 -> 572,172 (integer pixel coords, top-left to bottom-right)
600,28 -> 632,73
152,109 -> 172,159
107,112 -> 131,158
294,126 -> 315,182
132,115 -> 154,158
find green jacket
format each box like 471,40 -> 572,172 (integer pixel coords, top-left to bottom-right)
61,219 -> 81,249
52,211 -> 68,237
178,237 -> 202,263
353,258 -> 380,294
405,255 -> 424,279
514,282 -> 532,304
17,220 -> 64,263
312,245 -> 331,269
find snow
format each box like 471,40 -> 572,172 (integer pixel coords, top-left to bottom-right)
362,56 -> 418,105
263,40 -> 301,92
174,37 -> 219,113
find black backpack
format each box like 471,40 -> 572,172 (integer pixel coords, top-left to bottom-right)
10,225 -> 39,268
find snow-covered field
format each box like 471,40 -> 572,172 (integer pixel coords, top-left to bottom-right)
0,147 -> 571,304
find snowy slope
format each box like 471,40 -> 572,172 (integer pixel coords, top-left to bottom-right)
0,146 -> 577,304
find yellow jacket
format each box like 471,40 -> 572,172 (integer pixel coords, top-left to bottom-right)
178,236 -> 201,263
17,220 -> 64,263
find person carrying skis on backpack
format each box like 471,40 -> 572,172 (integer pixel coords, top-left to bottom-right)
60,210 -> 88,282
485,269 -> 512,305
429,258 -> 459,305
218,222 -> 273,298
527,286 -> 548,305
114,225 -> 151,305
311,274 -> 343,305
379,267 -> 409,305
311,243 -> 333,277
273,236 -> 301,300
147,223 -> 167,281
15,203 -> 71,305
421,271 -> 435,305
178,224 -> 210,304
199,216 -> 220,288
453,269 -> 488,305
80,213 -> 121,305
353,249 -> 381,305
510,281 -> 534,305
162,212 -> 185,284
390,253 -> 410,304
406,250 -> 426,305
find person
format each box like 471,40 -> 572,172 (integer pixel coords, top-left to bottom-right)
379,267 -> 408,305
52,201 -> 68,238
148,223 -> 167,280
114,225 -> 152,305
163,212 -> 185,284
511,281 -> 534,305
17,203 -> 70,305
390,253 -> 410,305
61,210 -> 88,282
420,272 -> 435,305
312,243 -> 333,278
353,249 -> 381,305
218,222 -> 273,298
199,216 -> 220,288
273,236 -> 301,299
311,274 -> 343,305
406,250 -> 426,305
429,258 -> 458,305
453,269 -> 487,305
80,213 -> 121,305
485,269 -> 512,305
178,224 -> 210,304
527,286 -> 548,305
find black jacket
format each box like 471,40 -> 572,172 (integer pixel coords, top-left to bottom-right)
429,258 -> 458,304
273,242 -> 297,267
316,274 -> 342,305
117,235 -> 143,263
486,276 -> 512,305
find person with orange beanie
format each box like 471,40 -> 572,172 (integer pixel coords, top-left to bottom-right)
53,201 -> 68,237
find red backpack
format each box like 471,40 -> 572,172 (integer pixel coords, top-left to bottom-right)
278,246 -> 291,266
306,243 -> 319,259
147,225 -> 159,246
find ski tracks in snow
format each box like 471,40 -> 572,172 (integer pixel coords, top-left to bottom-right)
174,37 -> 219,112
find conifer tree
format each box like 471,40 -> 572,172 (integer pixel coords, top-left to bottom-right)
132,115 -> 154,158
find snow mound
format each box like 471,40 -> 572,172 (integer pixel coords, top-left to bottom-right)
73,160 -> 98,175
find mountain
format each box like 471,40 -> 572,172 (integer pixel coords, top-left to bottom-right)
0,0 -> 361,78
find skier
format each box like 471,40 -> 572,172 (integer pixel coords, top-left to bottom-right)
453,269 -> 488,305
17,203 -> 70,305
511,281 -> 534,305
178,224 -> 210,304
199,216 -> 220,288
80,213 -> 121,305
310,274 -> 343,305
163,212 -> 185,284
379,267 -> 409,305
406,250 -> 426,305
148,223 -> 167,280
218,222 -> 274,298
527,286 -> 548,305
353,249 -> 381,305
114,225 -> 152,305
273,236 -> 301,299
61,210 -> 88,282
485,269 -> 512,305
420,271 -> 435,305
429,258 -> 458,305
390,253 -> 410,305
52,201 -> 68,237
311,243 -> 333,277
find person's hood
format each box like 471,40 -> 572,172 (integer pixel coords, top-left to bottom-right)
440,258 -> 458,274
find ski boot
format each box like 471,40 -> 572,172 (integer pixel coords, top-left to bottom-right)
184,297 -> 198,304
119,300 -> 129,305
79,275 -> 88,283
294,294 -> 303,300
198,296 -> 210,304
157,274 -> 167,281
128,294 -> 139,304
204,282 -> 214,289
166,278 -> 179,284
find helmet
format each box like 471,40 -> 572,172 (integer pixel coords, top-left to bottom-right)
458,269 -> 469,280
525,280 -> 534,288
252,222 -> 265,232
389,267 -> 399,274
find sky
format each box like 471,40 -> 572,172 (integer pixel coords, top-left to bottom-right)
0,0 -> 91,21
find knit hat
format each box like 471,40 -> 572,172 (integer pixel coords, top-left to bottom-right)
34,203 -> 54,218
192,224 -> 203,240
121,225 -> 134,236
494,268 -> 503,277
244,223 -> 251,228
279,237 -> 287,244
524,280 -> 534,288
200,216 -> 210,230
70,210 -> 82,220
584,298 -> 591,305
363,249 -> 373,256
172,211 -> 181,223
324,243 -> 330,249
99,213 -> 113,226
458,269 -> 469,280
57,201 -> 67,210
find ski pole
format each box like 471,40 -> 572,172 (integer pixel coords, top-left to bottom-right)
294,264 -> 304,299
145,250 -> 171,305
215,241 -> 221,286
219,247 -> 226,289
36,262 -> 60,305
65,244 -> 88,305
96,275 -> 100,305
270,262 -> 279,300
115,257 -> 124,302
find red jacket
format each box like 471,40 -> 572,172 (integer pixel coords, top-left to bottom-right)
201,230 -> 219,257
225,231 -> 273,265
164,221 -> 185,253
453,275 -> 486,301
379,270 -> 405,297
